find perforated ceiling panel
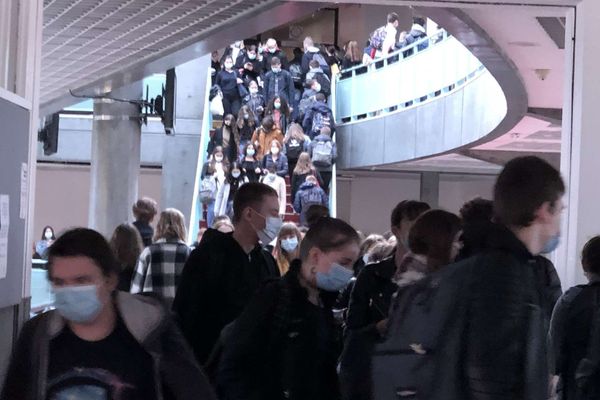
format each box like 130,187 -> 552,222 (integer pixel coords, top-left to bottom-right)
41,0 -> 277,106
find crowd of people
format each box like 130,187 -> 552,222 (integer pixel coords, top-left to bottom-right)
7,156 -> 600,400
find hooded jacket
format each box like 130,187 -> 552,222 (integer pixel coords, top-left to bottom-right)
301,46 -> 330,77
1,292 -> 216,400
173,229 -> 280,365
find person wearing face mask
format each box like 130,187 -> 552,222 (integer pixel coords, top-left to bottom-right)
341,209 -> 461,400
261,38 -> 288,72
261,165 -> 287,218
216,217 -> 360,400
1,228 -> 217,400
208,114 -> 238,163
34,225 -> 57,259
261,140 -> 288,178
236,45 -> 262,82
272,223 -> 302,275
216,55 -> 244,117
173,183 -> 282,366
202,147 -> 230,228
263,57 -> 294,106
242,80 -> 266,124
293,175 -> 328,227
240,143 -> 262,183
215,162 -> 249,218
305,59 -> 331,99
236,106 -> 257,155
265,95 -> 291,134
250,115 -> 284,160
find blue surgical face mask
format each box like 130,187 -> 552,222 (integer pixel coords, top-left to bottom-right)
281,237 -> 299,252
53,285 -> 103,323
316,263 -> 354,292
541,233 -> 561,254
272,67 -> 281,73
247,149 -> 256,157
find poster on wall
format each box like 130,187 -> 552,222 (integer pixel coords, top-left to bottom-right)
0,194 -> 9,279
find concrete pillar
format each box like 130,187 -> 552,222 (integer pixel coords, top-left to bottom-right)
558,2 -> 600,288
161,55 -> 211,226
420,172 -> 440,208
89,82 -> 142,237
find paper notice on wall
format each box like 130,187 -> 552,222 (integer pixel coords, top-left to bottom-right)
20,163 -> 28,220
0,195 -> 9,279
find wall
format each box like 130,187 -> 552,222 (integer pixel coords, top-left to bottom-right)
337,4 -> 413,47
337,171 -> 497,234
34,164 -> 162,239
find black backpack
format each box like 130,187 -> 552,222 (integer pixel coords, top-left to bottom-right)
289,63 -> 303,85
371,262 -> 475,400
285,138 -> 304,160
574,285 -> 600,399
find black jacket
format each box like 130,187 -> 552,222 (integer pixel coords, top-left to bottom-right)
262,49 -> 288,72
263,69 -> 294,104
549,281 -> 600,399
207,127 -> 238,162
291,170 -> 323,202
216,261 -> 341,400
457,224 -> 551,399
302,101 -> 336,138
172,229 -> 280,365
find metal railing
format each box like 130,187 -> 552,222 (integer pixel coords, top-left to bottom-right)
335,29 -> 486,124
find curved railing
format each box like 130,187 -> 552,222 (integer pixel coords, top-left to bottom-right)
334,30 -> 507,169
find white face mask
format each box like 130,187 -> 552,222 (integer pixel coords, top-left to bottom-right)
314,83 -> 321,92
268,47 -> 277,54
225,62 -> 233,69
253,211 -> 283,244
248,53 -> 257,60
250,88 -> 258,95
44,230 -> 53,240
271,147 -> 280,155
232,170 -> 241,179
215,155 -> 224,162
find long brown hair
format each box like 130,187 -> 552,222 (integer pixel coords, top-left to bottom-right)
408,210 -> 462,272
207,146 -> 230,175
110,223 -> 144,270
345,40 -> 361,63
285,123 -> 306,143
237,105 -> 256,130
273,222 -> 303,275
293,152 -> 316,175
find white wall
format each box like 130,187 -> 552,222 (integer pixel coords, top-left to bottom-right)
336,171 -> 497,234
34,163 -> 162,240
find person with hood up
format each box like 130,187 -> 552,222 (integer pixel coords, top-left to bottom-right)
216,217 -> 360,400
396,17 -> 429,52
306,59 -> 331,98
303,93 -> 335,139
294,174 -> 328,226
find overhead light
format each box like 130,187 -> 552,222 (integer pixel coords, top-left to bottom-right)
534,68 -> 551,81
508,41 -> 540,47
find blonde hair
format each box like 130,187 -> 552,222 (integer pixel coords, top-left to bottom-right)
293,152 -> 316,175
285,123 -> 306,143
154,208 -> 187,242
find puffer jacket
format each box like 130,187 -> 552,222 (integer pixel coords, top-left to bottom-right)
293,182 -> 328,225
1,292 -> 217,400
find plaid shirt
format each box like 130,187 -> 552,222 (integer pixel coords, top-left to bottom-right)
131,239 -> 191,302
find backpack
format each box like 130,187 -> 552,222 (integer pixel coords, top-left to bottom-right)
289,63 -> 303,85
298,96 -> 315,117
311,111 -> 331,135
311,140 -> 333,167
199,176 -> 217,204
573,286 -> 600,399
286,138 -> 304,160
311,52 -> 331,77
300,186 -> 324,208
369,26 -> 388,50
371,262 -> 475,400
313,72 -> 331,96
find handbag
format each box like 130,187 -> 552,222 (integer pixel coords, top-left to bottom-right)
210,93 -> 224,116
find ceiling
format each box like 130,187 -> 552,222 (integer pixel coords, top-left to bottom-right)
40,0 -> 326,114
